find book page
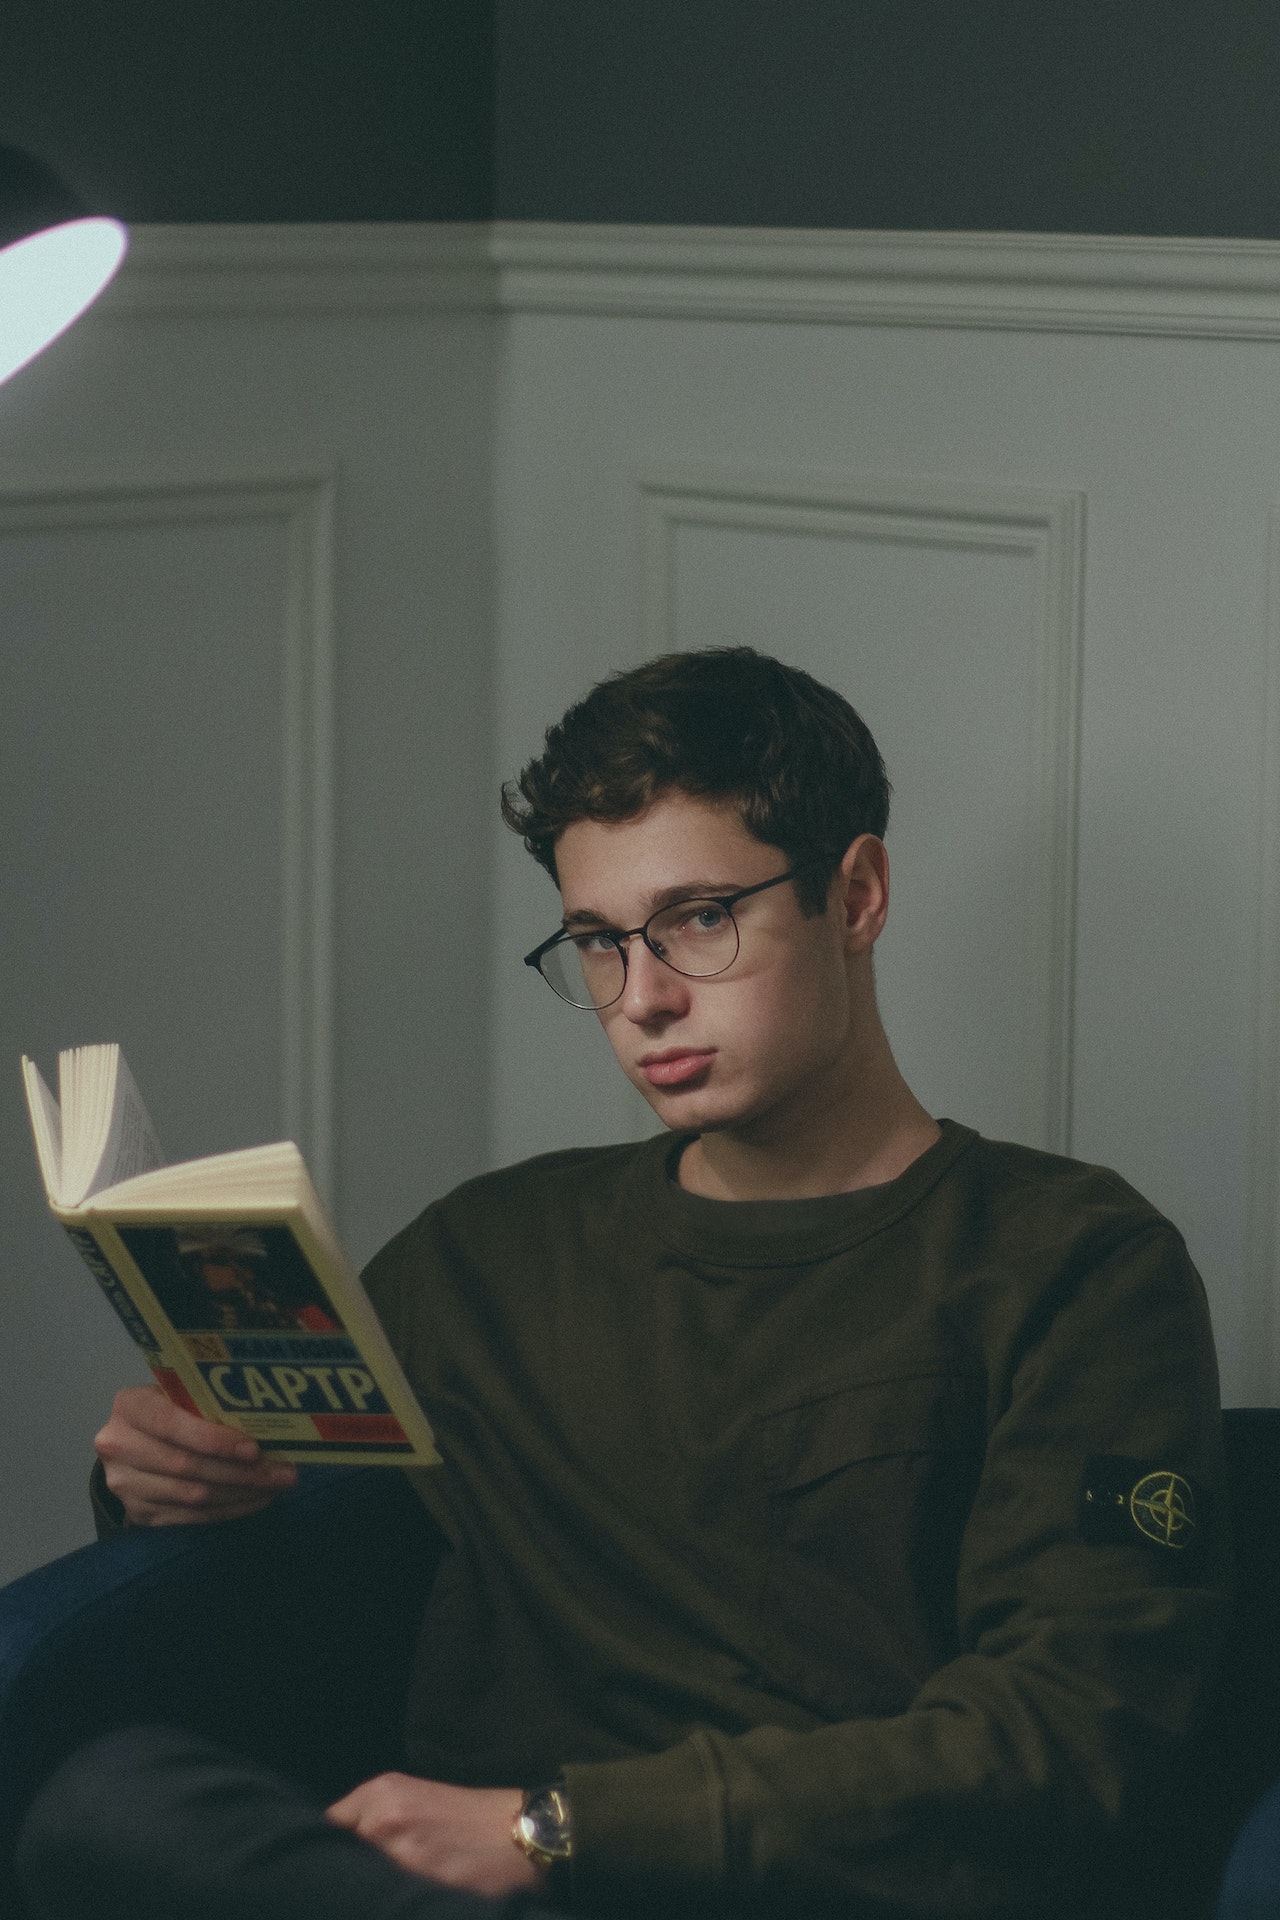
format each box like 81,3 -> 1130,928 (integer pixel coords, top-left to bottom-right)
20,1057 -> 64,1202
97,1050 -> 165,1192
63,1045 -> 165,1206
102,1139 -> 307,1211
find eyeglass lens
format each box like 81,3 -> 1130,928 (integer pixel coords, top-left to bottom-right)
542,899 -> 742,1008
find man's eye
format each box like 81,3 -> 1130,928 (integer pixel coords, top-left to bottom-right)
571,931 -> 617,955
682,904 -> 729,934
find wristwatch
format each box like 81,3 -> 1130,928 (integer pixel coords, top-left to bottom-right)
512,1781 -> 574,1871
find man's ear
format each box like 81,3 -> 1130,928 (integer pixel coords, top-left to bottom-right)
834,834 -> 890,950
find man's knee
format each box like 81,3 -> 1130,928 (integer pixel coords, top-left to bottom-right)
14,1725 -> 316,1920
13,1725 -> 557,1920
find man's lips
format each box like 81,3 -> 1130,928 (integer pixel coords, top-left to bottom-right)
639,1049 -> 716,1087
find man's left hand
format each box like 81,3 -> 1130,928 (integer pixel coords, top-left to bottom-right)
326,1774 -> 539,1896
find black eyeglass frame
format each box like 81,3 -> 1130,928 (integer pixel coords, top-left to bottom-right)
523,861 -> 825,1010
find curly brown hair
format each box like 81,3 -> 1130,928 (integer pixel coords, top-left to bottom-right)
500,647 -> 891,915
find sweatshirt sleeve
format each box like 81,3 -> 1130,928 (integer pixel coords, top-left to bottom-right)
560,1222 -> 1230,1919
89,1456 -> 130,1538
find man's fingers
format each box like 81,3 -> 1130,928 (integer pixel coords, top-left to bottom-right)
99,1425 -> 291,1488
95,1381 -> 296,1526
111,1479 -> 283,1527
324,1790 -> 361,1830
103,1449 -> 294,1499
100,1458 -> 292,1526
97,1383 -> 262,1462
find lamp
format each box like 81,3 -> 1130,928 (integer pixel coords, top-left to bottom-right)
0,143 -> 127,388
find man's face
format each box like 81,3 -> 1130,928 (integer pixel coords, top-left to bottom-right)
554,792 -> 873,1141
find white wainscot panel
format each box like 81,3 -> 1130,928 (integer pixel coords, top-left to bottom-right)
0,472 -> 333,1582
638,465 -> 1085,1154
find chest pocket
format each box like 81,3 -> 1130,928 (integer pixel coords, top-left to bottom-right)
755,1372 -> 985,1718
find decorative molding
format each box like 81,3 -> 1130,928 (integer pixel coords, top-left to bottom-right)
96,220 -> 1280,338
99,223 -> 496,316
635,463 -> 1084,1155
0,471 -> 336,1204
1248,509 -> 1280,1402
277,475 -> 337,1209
493,223 -> 1280,339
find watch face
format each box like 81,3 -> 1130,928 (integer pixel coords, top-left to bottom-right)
519,1785 -> 573,1860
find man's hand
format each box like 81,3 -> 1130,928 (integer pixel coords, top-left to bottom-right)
326,1775 -> 539,1897
94,1383 -> 297,1526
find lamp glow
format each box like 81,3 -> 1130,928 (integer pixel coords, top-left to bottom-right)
0,216 -> 127,386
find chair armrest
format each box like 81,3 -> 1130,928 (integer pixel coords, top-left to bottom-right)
1151,1408 -> 1280,1918
0,1465 -> 445,1889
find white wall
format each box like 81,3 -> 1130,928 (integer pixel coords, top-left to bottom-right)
4,222 -> 1279,1581
0,228 -> 496,1581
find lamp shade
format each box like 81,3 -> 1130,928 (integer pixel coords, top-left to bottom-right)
0,144 -> 127,387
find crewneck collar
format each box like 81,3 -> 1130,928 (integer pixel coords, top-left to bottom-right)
633,1119 -> 977,1268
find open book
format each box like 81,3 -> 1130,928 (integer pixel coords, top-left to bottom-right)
21,1045 -> 440,1467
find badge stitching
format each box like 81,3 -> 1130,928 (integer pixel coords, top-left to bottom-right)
1128,1470 -> 1196,1549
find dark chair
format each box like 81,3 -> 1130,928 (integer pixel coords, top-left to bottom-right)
1170,1408 -> 1280,1917
0,1463 -> 444,1917
0,1412 -> 1277,1919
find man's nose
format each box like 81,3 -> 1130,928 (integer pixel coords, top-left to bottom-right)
617,936 -> 689,1020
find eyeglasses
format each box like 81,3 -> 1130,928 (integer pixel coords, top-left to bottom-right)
524,863 -> 819,1010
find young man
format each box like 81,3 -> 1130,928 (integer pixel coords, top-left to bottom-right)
30,648 -> 1227,1920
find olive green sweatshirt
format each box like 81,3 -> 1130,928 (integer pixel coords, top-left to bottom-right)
363,1122 -> 1228,1919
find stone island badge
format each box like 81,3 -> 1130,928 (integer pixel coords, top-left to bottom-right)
1080,1455 -> 1204,1557
1129,1470 -> 1196,1548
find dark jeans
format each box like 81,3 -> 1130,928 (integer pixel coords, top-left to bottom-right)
14,1726 -> 568,1920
